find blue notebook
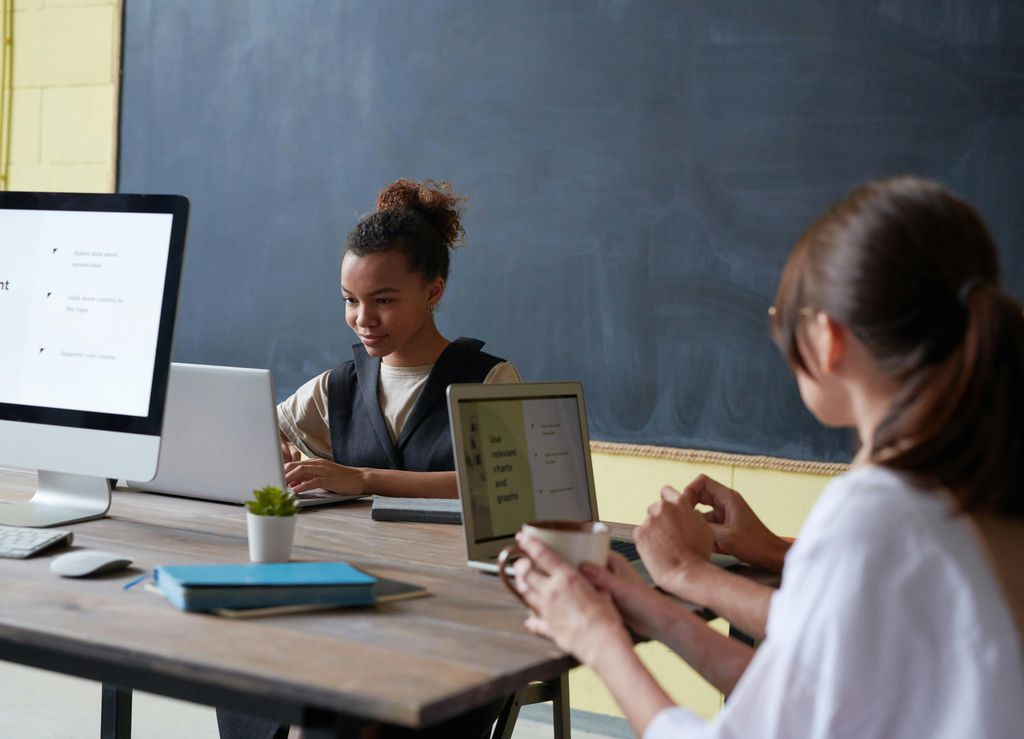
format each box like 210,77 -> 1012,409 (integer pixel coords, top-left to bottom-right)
154,562 -> 377,612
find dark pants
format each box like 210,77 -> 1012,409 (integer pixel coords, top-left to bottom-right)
217,697 -> 505,739
217,710 -> 289,739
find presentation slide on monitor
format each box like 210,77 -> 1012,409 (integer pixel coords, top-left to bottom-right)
460,397 -> 593,541
0,209 -> 172,417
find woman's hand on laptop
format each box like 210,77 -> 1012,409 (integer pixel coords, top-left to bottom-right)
634,485 -> 715,598
284,458 -> 367,495
681,475 -> 791,573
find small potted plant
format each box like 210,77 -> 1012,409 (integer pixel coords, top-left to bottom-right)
245,485 -> 298,563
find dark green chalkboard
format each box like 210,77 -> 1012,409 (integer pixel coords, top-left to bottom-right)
119,1 -> 1024,462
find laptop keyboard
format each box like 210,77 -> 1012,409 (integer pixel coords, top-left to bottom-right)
611,538 -> 639,561
291,488 -> 334,499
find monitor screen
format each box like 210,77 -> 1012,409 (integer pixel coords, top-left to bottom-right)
454,393 -> 595,544
0,193 -> 186,436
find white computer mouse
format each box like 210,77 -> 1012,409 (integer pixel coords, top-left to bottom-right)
50,550 -> 133,578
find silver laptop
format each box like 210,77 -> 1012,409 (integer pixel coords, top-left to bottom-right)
447,381 -> 647,573
127,363 -> 362,508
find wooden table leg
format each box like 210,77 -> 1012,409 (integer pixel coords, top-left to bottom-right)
492,673 -> 572,739
492,690 -> 523,739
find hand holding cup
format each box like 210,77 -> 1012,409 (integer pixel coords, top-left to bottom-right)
498,520 -> 610,608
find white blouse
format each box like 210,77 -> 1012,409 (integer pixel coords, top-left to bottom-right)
645,466 -> 1024,739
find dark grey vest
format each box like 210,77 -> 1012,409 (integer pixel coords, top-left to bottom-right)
327,337 -> 504,472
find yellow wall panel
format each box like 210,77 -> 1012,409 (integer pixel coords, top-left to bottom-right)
6,0 -> 118,191
45,0 -> 114,8
8,87 -> 41,163
13,5 -> 115,87
40,84 -> 115,163
7,161 -> 111,191
731,465 -> 830,538
592,451 -> 732,524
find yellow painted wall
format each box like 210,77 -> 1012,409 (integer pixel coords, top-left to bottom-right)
4,0 -> 119,193
2,4 -> 838,724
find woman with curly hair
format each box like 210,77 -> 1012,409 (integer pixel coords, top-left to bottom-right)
277,178 -> 520,500
218,179 -> 516,738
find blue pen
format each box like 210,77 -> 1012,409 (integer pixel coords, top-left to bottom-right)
123,573 -> 150,591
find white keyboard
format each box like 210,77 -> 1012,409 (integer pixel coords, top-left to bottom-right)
0,524 -> 74,559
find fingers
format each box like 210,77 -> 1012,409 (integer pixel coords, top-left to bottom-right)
582,559 -> 642,595
645,491 -> 682,520
284,459 -> 331,481
603,551 -> 633,577
513,550 -> 555,617
523,614 -> 552,640
660,485 -> 682,504
517,533 -> 574,576
581,560 -> 613,586
284,459 -> 331,492
683,474 -> 734,504
682,476 -> 733,524
644,485 -> 691,523
284,459 -> 318,474
284,464 -> 315,486
512,553 -> 533,582
287,475 -> 324,493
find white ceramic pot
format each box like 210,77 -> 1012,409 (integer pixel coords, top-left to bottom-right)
246,512 -> 297,563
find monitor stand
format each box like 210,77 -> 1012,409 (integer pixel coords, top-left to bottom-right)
0,471 -> 111,527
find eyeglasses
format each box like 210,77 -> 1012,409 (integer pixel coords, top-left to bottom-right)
767,306 -> 814,318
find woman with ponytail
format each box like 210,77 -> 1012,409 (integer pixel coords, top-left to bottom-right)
277,178 -> 519,500
509,177 -> 1024,738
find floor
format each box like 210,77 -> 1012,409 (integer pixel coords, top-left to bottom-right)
0,662 -> 632,738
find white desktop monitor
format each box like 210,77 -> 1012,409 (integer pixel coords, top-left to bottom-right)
0,192 -> 188,527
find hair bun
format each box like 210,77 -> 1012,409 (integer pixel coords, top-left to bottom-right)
376,178 -> 465,246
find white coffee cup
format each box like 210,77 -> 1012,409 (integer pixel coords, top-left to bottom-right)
498,520 -> 610,607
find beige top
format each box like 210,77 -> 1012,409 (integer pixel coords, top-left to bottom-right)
278,360 -> 521,459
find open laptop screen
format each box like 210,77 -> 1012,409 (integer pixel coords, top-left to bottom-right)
454,393 -> 594,544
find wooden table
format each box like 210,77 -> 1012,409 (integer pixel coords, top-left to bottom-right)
0,467 -> 578,738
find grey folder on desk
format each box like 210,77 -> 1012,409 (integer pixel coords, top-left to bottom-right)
371,497 -> 462,524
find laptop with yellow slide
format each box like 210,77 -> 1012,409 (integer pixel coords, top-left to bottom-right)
446,381 -> 647,573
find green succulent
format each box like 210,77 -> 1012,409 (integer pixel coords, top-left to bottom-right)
245,485 -> 297,517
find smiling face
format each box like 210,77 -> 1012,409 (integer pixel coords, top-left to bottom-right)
341,249 -> 445,366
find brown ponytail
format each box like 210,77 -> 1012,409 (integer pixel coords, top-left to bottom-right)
772,176 -> 1024,518
874,285 -> 1024,517
346,179 -> 466,281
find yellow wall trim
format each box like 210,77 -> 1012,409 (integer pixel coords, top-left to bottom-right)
1,0 -> 14,188
590,440 -> 849,477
